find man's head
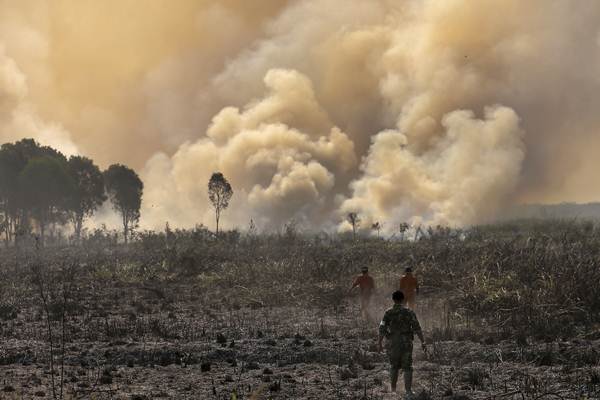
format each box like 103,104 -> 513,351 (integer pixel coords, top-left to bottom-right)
405,267 -> 413,274
392,290 -> 404,304
361,267 -> 369,274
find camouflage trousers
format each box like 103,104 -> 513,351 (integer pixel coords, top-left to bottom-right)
387,340 -> 413,372
386,339 -> 414,391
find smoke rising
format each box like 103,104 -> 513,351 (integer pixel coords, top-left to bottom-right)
1,0 -> 600,232
340,107 -> 524,229
0,44 -> 78,155
143,69 -> 356,229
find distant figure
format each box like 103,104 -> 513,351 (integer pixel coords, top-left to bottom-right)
378,290 -> 426,397
350,266 -> 375,321
399,267 -> 419,309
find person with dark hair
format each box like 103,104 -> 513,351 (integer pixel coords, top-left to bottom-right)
399,267 -> 419,309
350,266 -> 375,321
378,290 -> 426,398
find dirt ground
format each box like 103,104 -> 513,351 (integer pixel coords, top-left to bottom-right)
1,281 -> 599,400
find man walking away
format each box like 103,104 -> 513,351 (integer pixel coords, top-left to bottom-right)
399,267 -> 419,309
350,266 -> 375,321
378,290 -> 426,398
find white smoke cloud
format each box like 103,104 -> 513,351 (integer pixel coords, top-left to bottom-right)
142,0 -> 535,231
0,44 -> 78,156
340,106 -> 524,229
2,0 -> 600,232
142,69 -> 356,230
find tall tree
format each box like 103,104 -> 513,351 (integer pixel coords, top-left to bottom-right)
208,172 -> 233,235
347,212 -> 361,240
398,222 -> 410,241
0,139 -> 68,244
0,146 -> 20,245
66,156 -> 106,241
371,221 -> 382,238
104,164 -> 143,244
18,156 -> 74,244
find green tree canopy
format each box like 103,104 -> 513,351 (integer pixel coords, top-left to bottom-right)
1,140 -> 69,244
0,138 -> 138,246
104,164 -> 143,243
66,155 -> 107,240
208,172 -> 233,235
18,156 -> 74,243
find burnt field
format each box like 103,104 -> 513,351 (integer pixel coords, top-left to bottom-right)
1,220 -> 600,399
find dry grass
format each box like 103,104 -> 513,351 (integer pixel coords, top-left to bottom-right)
0,219 -> 599,398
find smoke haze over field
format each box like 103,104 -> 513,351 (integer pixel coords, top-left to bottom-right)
1,0 -> 600,231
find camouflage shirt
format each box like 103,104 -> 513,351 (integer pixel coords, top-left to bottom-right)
379,304 -> 422,343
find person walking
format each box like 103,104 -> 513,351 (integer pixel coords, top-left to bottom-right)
399,267 -> 419,309
350,266 -> 375,321
378,290 -> 426,398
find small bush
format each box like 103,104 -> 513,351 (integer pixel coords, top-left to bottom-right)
588,368 -> 600,386
463,366 -> 488,388
0,303 -> 17,320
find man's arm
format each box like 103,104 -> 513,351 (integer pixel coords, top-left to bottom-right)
411,312 -> 426,349
377,312 -> 389,352
415,327 -> 425,344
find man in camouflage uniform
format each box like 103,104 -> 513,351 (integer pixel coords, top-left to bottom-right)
378,290 -> 426,398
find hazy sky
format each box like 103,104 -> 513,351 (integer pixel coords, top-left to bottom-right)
1,0 -> 600,231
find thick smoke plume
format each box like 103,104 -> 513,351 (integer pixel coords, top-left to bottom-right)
144,69 -> 356,228
0,45 -> 77,155
2,0 -> 600,232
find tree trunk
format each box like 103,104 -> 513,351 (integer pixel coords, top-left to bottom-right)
39,222 -> 45,248
7,217 -> 12,246
215,213 -> 219,235
74,215 -> 83,243
122,210 -> 129,244
2,217 -> 8,248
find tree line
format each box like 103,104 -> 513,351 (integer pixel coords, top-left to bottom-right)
0,139 -> 143,246
0,138 -> 386,246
